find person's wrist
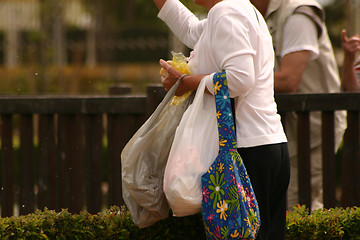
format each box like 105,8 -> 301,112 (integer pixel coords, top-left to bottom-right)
343,53 -> 356,64
176,74 -> 190,96
178,74 -> 189,82
177,74 -> 189,82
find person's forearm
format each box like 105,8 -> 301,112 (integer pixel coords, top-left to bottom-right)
274,71 -> 301,93
273,51 -> 310,93
341,55 -> 359,92
177,74 -> 207,96
153,0 -> 166,10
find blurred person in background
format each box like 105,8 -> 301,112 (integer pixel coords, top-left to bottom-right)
250,0 -> 347,211
341,29 -> 360,92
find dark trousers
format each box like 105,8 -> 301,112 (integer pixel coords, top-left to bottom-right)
237,142 -> 290,240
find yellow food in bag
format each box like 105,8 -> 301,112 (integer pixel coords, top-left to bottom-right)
170,51 -> 191,75
160,51 -> 193,105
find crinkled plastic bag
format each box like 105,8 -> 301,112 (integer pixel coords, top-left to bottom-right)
121,78 -> 194,228
170,51 -> 191,75
160,51 -> 193,106
163,77 -> 219,217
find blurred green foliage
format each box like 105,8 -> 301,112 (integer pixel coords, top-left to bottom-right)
324,0 -> 346,48
83,0 -> 345,48
80,0 -> 207,31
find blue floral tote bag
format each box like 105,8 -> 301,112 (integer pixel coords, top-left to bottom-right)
201,71 -> 261,239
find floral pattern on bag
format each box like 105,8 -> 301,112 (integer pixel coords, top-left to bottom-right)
201,71 -> 261,239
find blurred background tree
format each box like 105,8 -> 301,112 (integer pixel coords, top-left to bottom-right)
79,0 -> 207,62
324,0 -> 347,48
0,0 -> 355,95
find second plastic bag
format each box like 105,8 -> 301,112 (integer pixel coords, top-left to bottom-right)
121,78 -> 194,228
163,76 -> 219,217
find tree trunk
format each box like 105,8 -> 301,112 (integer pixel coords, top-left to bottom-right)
52,0 -> 66,66
125,0 -> 135,25
86,0 -> 102,67
346,0 -> 360,35
5,4 -> 19,68
39,0 -> 54,92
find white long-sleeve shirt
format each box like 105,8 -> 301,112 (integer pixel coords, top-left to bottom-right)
158,0 -> 287,147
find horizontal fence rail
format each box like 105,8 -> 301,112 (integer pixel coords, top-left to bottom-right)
0,87 -> 359,217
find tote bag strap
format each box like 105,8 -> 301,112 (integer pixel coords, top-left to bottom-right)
213,70 -> 237,152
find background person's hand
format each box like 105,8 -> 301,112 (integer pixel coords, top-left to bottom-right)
341,29 -> 360,61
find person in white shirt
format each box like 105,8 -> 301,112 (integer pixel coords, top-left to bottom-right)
251,0 -> 347,211
341,29 -> 360,92
153,0 -> 289,239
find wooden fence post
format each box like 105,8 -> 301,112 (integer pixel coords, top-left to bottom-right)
297,111 -> 312,210
19,114 -> 35,215
38,114 -> 57,211
85,114 -> 103,214
322,111 -> 336,208
341,110 -> 360,207
0,114 -> 15,217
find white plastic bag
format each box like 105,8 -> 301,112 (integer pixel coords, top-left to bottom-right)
163,77 -> 219,217
121,79 -> 194,228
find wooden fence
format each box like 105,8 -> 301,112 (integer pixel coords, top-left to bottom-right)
0,85 -> 359,217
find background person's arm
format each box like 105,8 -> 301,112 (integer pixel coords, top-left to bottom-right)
153,0 -> 167,10
274,13 -> 319,93
274,51 -> 311,93
341,29 -> 360,92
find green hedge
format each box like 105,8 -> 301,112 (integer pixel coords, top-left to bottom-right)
0,206 -> 206,240
286,205 -> 360,240
1,205 -> 360,239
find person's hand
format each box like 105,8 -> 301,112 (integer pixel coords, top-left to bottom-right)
341,29 -> 360,61
159,59 -> 205,96
159,59 -> 183,92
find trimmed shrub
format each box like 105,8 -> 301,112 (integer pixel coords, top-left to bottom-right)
0,206 -> 206,240
286,205 -> 360,240
1,205 -> 360,239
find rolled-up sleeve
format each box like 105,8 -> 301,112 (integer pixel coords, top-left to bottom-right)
158,0 -> 206,48
281,14 -> 319,60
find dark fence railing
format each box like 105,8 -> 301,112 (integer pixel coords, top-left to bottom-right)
0,86 -> 359,217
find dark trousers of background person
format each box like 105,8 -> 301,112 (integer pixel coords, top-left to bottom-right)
237,142 -> 290,240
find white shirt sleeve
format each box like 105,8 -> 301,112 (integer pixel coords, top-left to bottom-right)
281,13 -> 319,61
157,0 -> 206,49
210,13 -> 256,98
